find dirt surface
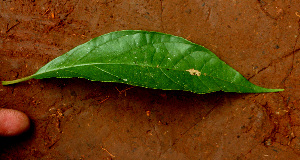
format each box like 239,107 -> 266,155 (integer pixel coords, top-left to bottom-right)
0,0 -> 299,159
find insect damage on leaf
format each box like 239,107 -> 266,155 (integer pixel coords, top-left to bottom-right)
186,69 -> 201,76
1,30 -> 284,94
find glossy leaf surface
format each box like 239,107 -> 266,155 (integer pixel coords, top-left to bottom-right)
2,30 -> 283,94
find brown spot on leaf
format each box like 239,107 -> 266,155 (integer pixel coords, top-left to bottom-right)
186,68 -> 201,76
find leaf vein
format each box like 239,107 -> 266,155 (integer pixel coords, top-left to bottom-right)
159,68 -> 185,90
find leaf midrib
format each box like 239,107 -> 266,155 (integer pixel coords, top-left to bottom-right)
33,62 -> 260,91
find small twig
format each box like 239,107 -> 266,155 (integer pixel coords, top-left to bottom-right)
98,96 -> 110,104
101,147 -> 115,158
42,8 -> 50,16
115,86 -> 135,96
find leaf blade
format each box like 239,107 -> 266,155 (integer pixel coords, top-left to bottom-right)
2,30 -> 284,93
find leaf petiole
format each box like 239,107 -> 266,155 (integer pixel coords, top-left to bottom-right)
2,76 -> 33,85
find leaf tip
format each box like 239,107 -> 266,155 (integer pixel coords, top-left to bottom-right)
262,88 -> 284,93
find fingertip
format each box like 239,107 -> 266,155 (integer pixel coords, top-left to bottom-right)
0,109 -> 30,137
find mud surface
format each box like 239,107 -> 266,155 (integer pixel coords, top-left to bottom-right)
1,0 -> 299,159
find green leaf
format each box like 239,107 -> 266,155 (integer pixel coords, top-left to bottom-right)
2,30 -> 283,94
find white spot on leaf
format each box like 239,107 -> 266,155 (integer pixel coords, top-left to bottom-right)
186,69 -> 201,76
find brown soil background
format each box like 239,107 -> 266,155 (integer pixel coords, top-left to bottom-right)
0,0 -> 299,159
